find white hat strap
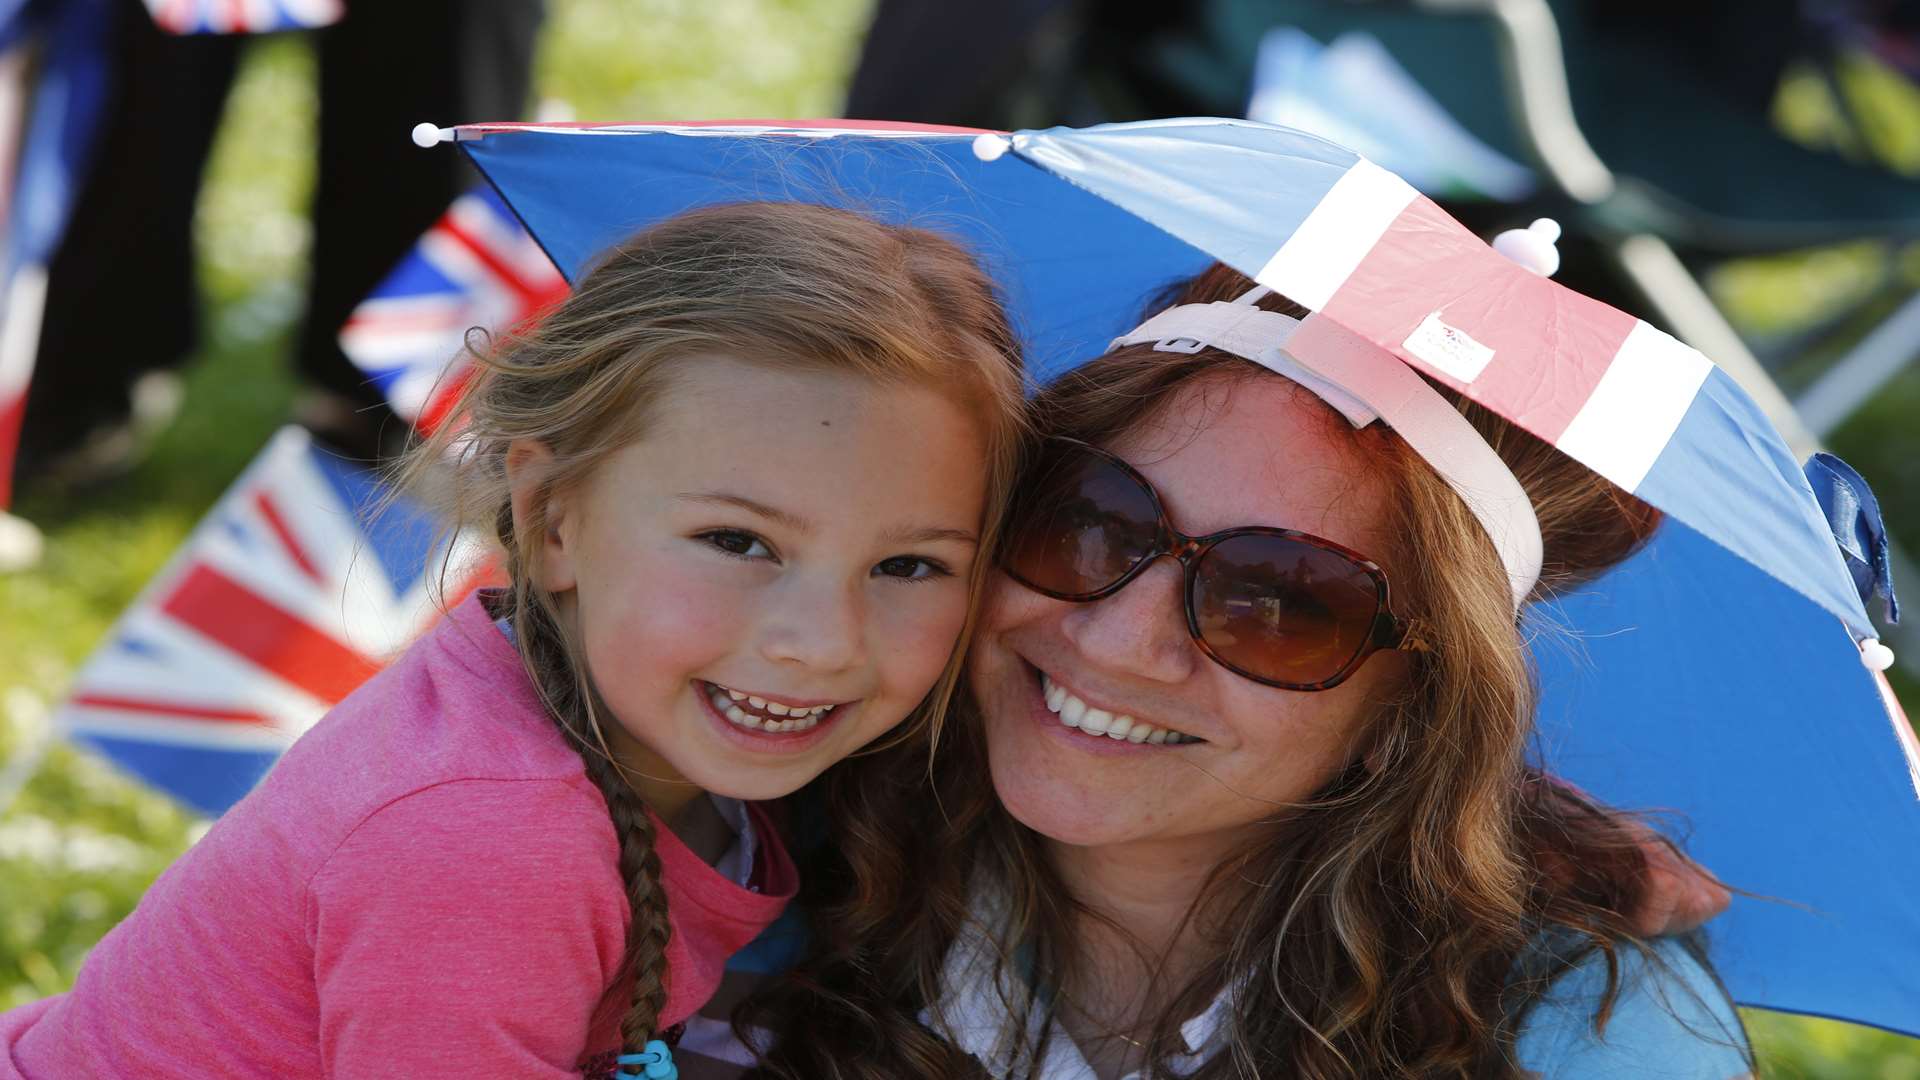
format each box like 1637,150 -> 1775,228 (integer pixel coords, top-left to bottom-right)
1112,298 -> 1545,610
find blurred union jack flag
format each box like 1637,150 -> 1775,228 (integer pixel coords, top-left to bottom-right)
341,185 -> 567,434
56,426 -> 485,815
143,0 -> 342,34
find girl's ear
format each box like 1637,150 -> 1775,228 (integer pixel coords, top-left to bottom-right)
506,439 -> 579,593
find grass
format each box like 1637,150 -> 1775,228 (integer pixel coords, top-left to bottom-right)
1,3 -> 1917,1074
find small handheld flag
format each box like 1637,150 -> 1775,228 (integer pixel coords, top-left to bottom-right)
340,186 -> 566,433
56,426 -> 483,815
142,0 -> 343,35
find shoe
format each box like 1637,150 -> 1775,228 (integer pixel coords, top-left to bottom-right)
0,511 -> 42,573
18,370 -> 185,492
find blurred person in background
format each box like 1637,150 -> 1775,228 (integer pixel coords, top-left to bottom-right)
13,0 -> 545,489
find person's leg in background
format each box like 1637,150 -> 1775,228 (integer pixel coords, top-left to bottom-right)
15,0 -> 241,484
297,0 -> 545,460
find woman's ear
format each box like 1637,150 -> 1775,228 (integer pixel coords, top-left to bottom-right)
506,439 -> 578,594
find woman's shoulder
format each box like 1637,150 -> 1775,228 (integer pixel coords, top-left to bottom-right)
1512,935 -> 1751,1079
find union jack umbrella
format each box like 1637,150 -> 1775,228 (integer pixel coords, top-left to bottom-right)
55,426 -> 484,816
340,185 -> 567,434
142,0 -> 342,35
415,117 -> 1919,1037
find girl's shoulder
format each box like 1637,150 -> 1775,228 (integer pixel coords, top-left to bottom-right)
280,595 -> 586,795
210,593 -> 603,878
1512,936 -> 1751,1079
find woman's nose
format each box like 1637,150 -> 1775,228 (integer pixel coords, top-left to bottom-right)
758,576 -> 865,673
1058,556 -> 1196,684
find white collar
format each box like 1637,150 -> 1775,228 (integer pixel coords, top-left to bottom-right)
923,890 -> 1236,1079
708,794 -> 758,889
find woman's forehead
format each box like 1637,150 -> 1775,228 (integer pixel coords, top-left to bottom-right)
1104,374 -> 1391,551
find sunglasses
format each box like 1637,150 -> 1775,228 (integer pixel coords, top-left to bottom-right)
1001,437 -> 1415,690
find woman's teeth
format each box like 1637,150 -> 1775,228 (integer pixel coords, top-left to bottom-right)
707,683 -> 837,733
1040,673 -> 1199,745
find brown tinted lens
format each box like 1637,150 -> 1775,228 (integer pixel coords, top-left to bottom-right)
1005,445 -> 1162,598
1191,534 -> 1384,686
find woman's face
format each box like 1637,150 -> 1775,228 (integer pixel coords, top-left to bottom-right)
971,374 -> 1410,853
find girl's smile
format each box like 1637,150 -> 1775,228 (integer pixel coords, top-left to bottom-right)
694,679 -> 858,755
516,352 -> 991,809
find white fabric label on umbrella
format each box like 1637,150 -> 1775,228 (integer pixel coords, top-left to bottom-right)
1402,310 -> 1496,383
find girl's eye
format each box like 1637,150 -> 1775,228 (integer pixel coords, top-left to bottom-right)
875,556 -> 951,581
699,530 -> 773,560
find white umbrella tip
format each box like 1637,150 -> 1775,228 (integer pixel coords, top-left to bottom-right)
1492,218 -> 1561,277
972,133 -> 1012,162
1861,638 -> 1896,672
411,122 -> 450,149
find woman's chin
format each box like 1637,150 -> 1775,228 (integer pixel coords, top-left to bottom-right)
985,725 -> 1150,847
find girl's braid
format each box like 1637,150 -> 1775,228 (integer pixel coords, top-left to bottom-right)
578,746 -> 676,1050
507,544 -> 676,1056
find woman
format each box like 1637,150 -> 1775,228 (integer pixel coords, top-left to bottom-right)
739,264 -> 1750,1079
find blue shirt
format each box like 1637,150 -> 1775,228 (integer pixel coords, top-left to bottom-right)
923,913 -> 1750,1080
1513,936 -> 1750,1078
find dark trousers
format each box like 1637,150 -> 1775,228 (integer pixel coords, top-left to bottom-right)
17,0 -> 544,466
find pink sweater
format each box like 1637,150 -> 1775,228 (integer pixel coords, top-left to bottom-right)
1,593 -> 796,1078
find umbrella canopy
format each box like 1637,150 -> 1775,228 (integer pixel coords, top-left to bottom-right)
425,116 -> 1919,1036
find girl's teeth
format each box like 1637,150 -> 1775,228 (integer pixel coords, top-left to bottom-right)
708,683 -> 832,733
1039,674 -> 1195,746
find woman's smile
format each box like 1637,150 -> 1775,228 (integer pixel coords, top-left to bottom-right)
1032,665 -> 1206,747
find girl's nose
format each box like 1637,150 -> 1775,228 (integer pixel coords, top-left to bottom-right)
1058,556 -> 1196,685
759,577 -> 865,673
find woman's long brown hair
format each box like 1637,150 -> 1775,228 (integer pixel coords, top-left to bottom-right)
392,201 -> 1029,1061
744,263 -> 1743,1078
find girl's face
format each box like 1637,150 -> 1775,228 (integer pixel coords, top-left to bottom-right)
524,354 -> 989,803
971,375 -> 1410,856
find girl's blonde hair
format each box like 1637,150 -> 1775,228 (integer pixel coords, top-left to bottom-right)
393,201 -> 1028,1056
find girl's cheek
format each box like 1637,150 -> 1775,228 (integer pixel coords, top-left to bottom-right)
871,585 -> 972,694
592,566 -> 753,674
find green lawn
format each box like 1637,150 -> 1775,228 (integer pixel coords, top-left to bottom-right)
1,3 -> 1916,1074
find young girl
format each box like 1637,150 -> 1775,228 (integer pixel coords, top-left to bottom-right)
0,201 -> 1028,1079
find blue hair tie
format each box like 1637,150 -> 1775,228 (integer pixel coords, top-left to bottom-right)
613,1039 -> 677,1080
